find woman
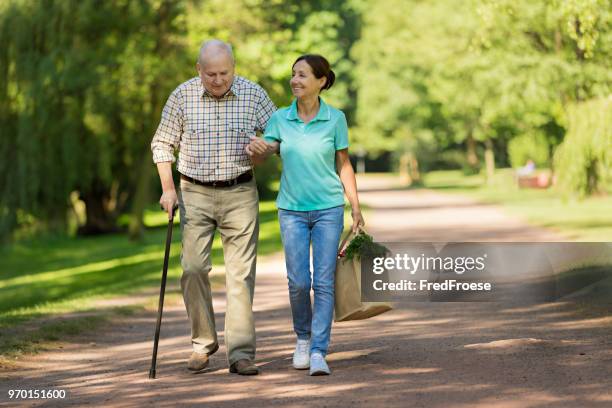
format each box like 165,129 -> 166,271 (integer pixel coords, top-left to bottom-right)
248,54 -> 364,375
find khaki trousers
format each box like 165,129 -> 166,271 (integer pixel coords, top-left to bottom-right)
178,177 -> 258,364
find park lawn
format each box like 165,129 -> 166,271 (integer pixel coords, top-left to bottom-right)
0,201 -> 281,352
423,169 -> 612,242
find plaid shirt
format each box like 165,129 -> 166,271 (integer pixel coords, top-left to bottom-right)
151,76 -> 276,182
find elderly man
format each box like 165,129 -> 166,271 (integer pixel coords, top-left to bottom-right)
151,40 -> 276,375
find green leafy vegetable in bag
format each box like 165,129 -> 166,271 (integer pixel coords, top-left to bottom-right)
343,232 -> 389,261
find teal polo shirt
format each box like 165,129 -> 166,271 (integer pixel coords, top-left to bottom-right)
263,98 -> 349,211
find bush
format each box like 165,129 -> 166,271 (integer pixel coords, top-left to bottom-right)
554,96 -> 612,197
508,131 -> 550,169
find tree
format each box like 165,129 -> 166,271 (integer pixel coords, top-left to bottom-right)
473,0 -> 611,186
352,0 -> 475,179
185,0 -> 362,196
554,96 -> 611,196
0,0 -> 188,240
0,0 -> 363,239
351,0 -> 611,188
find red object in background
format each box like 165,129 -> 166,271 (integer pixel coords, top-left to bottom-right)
517,172 -> 551,189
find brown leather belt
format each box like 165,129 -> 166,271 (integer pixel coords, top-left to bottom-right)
180,171 -> 253,188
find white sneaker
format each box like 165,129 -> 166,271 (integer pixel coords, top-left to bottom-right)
309,352 -> 331,376
293,339 -> 310,369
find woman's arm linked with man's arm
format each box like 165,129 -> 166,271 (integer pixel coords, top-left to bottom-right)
245,136 -> 279,165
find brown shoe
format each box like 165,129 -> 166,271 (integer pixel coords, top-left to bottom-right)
187,344 -> 219,372
229,359 -> 259,375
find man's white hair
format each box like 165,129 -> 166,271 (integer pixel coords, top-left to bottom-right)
198,39 -> 234,66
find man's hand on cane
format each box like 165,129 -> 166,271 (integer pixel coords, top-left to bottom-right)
159,190 -> 178,220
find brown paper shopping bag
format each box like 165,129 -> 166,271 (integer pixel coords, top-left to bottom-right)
334,230 -> 392,322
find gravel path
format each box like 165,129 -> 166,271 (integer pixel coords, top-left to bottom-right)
1,178 -> 610,407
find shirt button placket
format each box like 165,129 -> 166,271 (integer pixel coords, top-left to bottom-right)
215,100 -> 219,176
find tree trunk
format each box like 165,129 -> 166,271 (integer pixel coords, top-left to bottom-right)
128,0 -> 173,240
410,154 -> 421,184
484,139 -> 495,185
78,180 -> 121,235
399,152 -> 412,186
399,152 -> 420,186
554,29 -> 562,53
586,159 -> 599,195
128,152 -> 154,240
466,129 -> 478,169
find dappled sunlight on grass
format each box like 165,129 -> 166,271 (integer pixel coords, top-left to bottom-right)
0,249 -> 182,289
0,201 -> 283,326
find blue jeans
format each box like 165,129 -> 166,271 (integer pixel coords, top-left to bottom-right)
278,206 -> 344,357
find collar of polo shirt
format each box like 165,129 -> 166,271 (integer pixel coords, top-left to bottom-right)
200,77 -> 240,99
286,97 -> 331,123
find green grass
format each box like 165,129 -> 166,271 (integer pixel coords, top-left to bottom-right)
0,201 -> 281,327
423,169 -> 612,241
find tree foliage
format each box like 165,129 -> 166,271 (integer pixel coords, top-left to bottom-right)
0,0 -> 362,239
554,96 -> 612,196
1,0 -> 609,240
0,0 -> 189,239
352,0 -> 611,183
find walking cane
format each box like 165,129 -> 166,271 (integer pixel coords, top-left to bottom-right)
149,205 -> 177,379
